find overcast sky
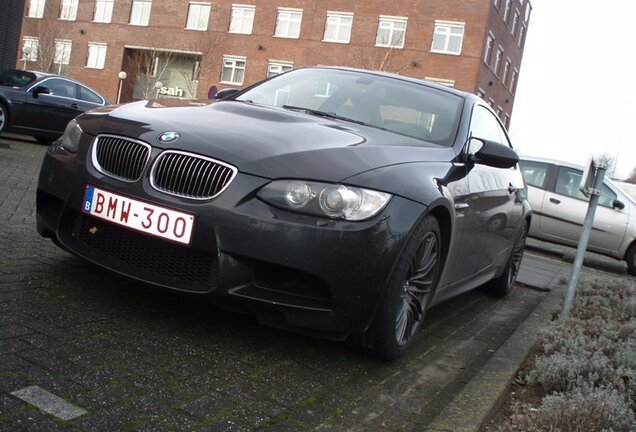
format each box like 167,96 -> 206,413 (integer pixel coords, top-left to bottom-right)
508,0 -> 636,179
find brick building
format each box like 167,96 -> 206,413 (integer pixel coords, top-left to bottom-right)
1,0 -> 26,70
16,0 -> 531,126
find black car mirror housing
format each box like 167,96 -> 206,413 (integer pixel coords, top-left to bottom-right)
32,85 -> 51,98
215,88 -> 240,100
469,138 -> 520,169
613,199 -> 625,210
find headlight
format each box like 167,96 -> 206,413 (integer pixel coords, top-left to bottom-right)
258,180 -> 391,221
60,119 -> 83,153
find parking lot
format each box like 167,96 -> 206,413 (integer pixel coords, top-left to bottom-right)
1,135 -> 549,431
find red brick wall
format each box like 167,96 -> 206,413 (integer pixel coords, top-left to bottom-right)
16,0 -> 529,117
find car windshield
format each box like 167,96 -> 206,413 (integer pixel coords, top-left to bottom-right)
235,68 -> 463,147
0,69 -> 37,87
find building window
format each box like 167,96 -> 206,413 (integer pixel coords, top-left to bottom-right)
53,40 -> 72,75
504,114 -> 510,128
431,21 -> 464,55
493,0 -> 500,9
477,88 -> 485,98
130,0 -> 152,26
424,77 -> 455,87
186,2 -> 211,31
502,58 -> 511,86
27,0 -> 46,18
274,8 -> 302,38
510,68 -> 518,94
484,32 -> 494,65
518,25 -> 526,48
59,0 -> 78,20
267,61 -> 293,78
86,43 -> 107,69
220,56 -> 246,85
493,46 -> 503,76
22,37 -> 39,61
503,0 -> 512,24
488,98 -> 495,108
323,12 -> 353,44
511,10 -> 520,36
375,16 -> 407,49
93,0 -> 114,23
496,106 -> 503,119
229,5 -> 255,34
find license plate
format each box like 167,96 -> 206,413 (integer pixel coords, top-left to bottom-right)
82,185 -> 195,245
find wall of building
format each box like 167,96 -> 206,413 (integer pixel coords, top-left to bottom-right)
1,0 -> 26,70
16,0 -> 529,120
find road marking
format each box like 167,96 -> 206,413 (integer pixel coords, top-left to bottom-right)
11,386 -> 87,420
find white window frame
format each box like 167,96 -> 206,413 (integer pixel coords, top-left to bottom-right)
86,43 -> 107,69
511,10 -> 520,36
502,58 -> 511,86
493,45 -> 504,76
93,0 -> 114,23
186,2 -> 211,31
477,88 -> 485,99
323,12 -> 353,44
27,0 -> 46,18
431,20 -> 465,56
504,113 -> 510,128
22,37 -> 39,61
267,60 -> 293,78
229,4 -> 255,34
59,0 -> 78,20
53,39 -> 72,75
488,97 -> 495,108
129,0 -> 152,26
518,25 -> 526,48
503,0 -> 512,24
484,32 -> 494,65
424,77 -> 455,88
493,0 -> 500,9
510,68 -> 518,94
274,8 -> 303,39
220,55 -> 246,85
496,106 -> 503,119
375,16 -> 407,49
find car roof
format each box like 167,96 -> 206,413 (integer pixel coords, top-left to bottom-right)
519,155 -> 588,170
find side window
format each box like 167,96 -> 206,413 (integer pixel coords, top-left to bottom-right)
43,78 -> 77,98
519,160 -> 549,189
555,166 -> 617,208
470,105 -> 503,145
78,85 -> 103,104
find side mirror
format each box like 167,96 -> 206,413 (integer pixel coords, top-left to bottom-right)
32,85 -> 51,98
613,199 -> 625,210
469,138 -> 519,169
214,88 -> 240,100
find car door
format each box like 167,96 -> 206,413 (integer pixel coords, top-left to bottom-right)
539,165 -> 629,253
518,160 -> 551,238
454,105 -> 524,282
22,78 -> 83,135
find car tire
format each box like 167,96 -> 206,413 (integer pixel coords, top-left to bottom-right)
0,102 -> 8,133
482,219 -> 528,297
627,244 -> 636,276
351,214 -> 443,360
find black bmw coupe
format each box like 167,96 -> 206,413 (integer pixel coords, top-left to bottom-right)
36,67 -> 530,359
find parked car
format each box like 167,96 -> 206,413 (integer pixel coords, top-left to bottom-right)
0,69 -> 110,143
614,180 -> 636,201
519,156 -> 636,276
37,67 -> 530,359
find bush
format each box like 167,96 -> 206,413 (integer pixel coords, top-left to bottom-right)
497,273 -> 636,431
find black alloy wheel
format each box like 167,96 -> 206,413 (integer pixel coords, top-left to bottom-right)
353,215 -> 442,360
0,103 -> 7,133
483,219 -> 528,297
395,229 -> 438,346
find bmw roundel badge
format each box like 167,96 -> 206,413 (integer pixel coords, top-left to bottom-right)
157,131 -> 180,143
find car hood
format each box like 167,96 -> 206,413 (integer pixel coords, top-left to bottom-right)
78,100 -> 457,182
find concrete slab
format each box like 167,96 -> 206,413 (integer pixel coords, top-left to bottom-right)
517,253 -> 569,291
11,386 -> 87,420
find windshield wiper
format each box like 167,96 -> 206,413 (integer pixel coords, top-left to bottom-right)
281,105 -> 371,127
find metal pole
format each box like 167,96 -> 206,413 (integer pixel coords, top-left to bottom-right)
116,79 -> 123,104
560,163 -> 607,319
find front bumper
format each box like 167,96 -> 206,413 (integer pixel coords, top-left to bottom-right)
36,138 -> 426,336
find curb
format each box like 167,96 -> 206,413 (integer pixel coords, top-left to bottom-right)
423,283 -> 565,432
524,242 -> 565,258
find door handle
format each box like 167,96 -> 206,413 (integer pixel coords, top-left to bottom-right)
549,197 -> 561,204
70,103 -> 79,109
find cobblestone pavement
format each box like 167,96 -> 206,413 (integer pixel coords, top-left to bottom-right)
0,135 -> 547,431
